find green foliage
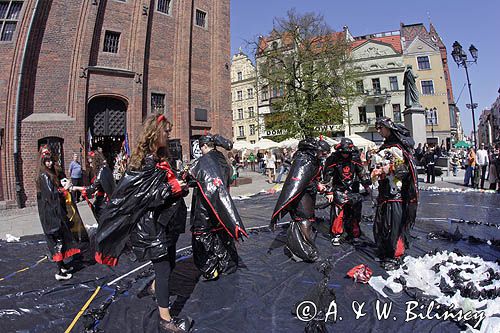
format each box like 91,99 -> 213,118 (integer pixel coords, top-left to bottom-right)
255,9 -> 361,138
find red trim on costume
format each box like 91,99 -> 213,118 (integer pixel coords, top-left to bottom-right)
195,182 -> 247,240
326,163 -> 338,168
332,205 -> 344,234
352,160 -> 363,167
291,177 -> 300,181
272,190 -> 303,221
395,237 -> 405,258
52,248 -> 81,262
95,252 -> 119,266
157,114 -> 166,123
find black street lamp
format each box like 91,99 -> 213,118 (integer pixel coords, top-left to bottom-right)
452,41 -> 478,150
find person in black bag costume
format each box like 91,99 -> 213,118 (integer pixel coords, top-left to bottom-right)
94,114 -> 193,332
270,137 -> 331,262
72,150 -> 115,223
323,138 -> 371,246
36,147 -> 81,281
189,133 -> 248,281
373,117 -> 419,270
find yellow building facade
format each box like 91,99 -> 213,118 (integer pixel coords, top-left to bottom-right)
230,52 -> 259,143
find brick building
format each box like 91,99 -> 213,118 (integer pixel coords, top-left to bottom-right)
0,0 -> 231,207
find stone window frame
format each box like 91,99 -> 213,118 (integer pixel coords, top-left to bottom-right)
151,92 -> 166,114
416,55 -> 431,70
358,106 -> 367,123
103,30 -> 121,54
0,1 -> 24,43
156,0 -> 172,16
421,80 -> 435,95
392,104 -> 402,122
238,126 -> 245,137
389,76 -> 399,91
194,8 -> 208,30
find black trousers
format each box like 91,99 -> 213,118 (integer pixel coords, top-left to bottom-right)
480,165 -> 488,189
426,164 -> 435,183
71,177 -> 82,202
151,248 -> 176,308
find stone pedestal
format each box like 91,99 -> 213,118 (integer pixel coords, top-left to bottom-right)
403,106 -> 426,147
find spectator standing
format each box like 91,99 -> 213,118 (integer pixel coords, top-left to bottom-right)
423,148 -> 436,183
476,143 -> 489,189
68,153 -> 83,202
463,147 -> 476,187
264,151 -> 276,183
248,152 -> 256,172
275,148 -> 292,183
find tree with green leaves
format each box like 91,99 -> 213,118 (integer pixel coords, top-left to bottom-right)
254,9 -> 362,139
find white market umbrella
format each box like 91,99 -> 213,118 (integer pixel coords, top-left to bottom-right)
233,140 -> 255,151
346,134 -> 376,151
279,138 -> 300,148
254,138 -> 279,150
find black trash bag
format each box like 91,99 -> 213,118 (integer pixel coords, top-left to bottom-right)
192,231 -> 238,278
286,221 -> 318,262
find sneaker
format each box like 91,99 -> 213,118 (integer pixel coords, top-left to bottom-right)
159,317 -> 194,332
55,272 -> 72,281
331,236 -> 341,246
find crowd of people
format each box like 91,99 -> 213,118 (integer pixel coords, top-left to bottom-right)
37,111 -> 500,332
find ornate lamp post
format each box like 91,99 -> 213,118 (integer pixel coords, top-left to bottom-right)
452,41 -> 478,150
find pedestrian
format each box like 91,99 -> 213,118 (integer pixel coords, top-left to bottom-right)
489,145 -> 500,192
248,152 -> 256,172
275,148 -> 292,183
476,143 -> 489,189
463,147 -> 476,187
270,138 -> 331,262
323,138 -> 371,246
373,117 -> 419,270
450,152 -> 460,177
68,153 -> 83,202
94,114 -> 192,332
423,147 -> 436,184
36,147 -> 81,281
189,134 -> 247,281
264,150 -> 276,183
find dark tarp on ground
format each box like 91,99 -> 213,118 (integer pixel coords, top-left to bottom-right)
0,191 -> 499,332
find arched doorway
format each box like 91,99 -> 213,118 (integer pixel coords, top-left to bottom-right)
87,96 -> 127,167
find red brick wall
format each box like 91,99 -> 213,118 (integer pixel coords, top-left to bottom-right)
1,0 -> 231,205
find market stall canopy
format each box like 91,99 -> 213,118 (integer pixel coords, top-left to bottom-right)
279,138 -> 300,148
454,140 -> 471,149
254,138 -> 279,150
319,136 -> 339,148
233,140 -> 255,151
346,134 -> 377,151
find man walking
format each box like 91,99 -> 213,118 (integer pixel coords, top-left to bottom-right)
476,143 -> 489,189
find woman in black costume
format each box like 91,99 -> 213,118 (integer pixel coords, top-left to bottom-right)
94,114 -> 192,332
373,117 -> 418,270
73,150 -> 115,223
36,147 -> 81,281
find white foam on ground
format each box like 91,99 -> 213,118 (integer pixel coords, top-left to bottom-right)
369,251 -> 500,331
5,234 -> 20,242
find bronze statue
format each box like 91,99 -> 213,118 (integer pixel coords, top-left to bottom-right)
403,65 -> 420,108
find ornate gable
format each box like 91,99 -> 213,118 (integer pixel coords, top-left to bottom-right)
405,36 -> 439,55
352,41 -> 398,60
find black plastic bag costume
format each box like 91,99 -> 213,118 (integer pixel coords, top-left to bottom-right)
270,138 -> 328,262
37,173 -> 81,262
82,166 -> 116,223
373,117 -> 418,264
189,134 -> 247,279
95,156 -> 186,266
323,138 -> 371,240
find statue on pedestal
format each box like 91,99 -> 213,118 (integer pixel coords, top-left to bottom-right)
403,65 -> 420,108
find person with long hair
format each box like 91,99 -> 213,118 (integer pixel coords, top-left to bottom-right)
94,114 -> 192,332
36,147 -> 81,280
72,150 -> 115,222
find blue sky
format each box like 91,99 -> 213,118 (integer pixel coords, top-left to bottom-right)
230,0 -> 500,135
